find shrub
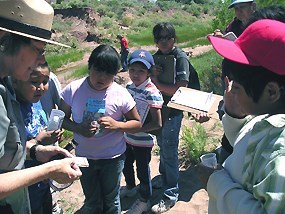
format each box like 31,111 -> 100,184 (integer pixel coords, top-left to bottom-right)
121,16 -> 133,27
97,17 -> 114,29
212,0 -> 234,31
181,123 -> 207,164
191,50 -> 223,95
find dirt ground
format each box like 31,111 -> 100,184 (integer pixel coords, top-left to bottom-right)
56,44 -> 223,213
57,155 -> 210,214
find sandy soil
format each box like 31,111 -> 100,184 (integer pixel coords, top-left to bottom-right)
57,155 -> 210,214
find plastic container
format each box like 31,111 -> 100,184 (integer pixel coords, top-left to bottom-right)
200,153 -> 217,168
47,109 -> 65,131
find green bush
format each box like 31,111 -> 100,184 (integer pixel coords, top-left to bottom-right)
97,17 -> 114,29
121,16 -> 133,27
212,0 -> 234,31
191,49 -> 223,95
181,123 -> 207,164
52,20 -> 73,32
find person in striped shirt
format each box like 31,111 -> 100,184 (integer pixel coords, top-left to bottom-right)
198,19 -> 285,213
122,49 -> 164,213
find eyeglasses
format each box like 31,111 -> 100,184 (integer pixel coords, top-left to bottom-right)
154,35 -> 174,43
30,43 -> 46,57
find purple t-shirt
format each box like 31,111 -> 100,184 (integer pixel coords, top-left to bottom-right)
61,77 -> 136,160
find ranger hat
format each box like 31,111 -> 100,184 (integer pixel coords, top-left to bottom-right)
0,0 -> 69,47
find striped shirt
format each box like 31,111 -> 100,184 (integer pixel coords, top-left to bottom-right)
125,78 -> 163,147
208,113 -> 285,214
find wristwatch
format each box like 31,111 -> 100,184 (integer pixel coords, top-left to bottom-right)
30,143 -> 39,161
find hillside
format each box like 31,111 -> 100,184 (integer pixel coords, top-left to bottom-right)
50,1 -> 215,50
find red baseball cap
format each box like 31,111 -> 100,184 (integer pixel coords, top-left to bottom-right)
208,19 -> 285,75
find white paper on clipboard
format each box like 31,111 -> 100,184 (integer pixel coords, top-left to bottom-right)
134,97 -> 150,124
167,87 -> 223,120
171,89 -> 215,112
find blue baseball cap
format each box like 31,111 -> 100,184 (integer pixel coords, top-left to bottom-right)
229,0 -> 254,9
129,49 -> 154,69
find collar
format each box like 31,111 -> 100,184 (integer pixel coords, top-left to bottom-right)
264,114 -> 285,128
131,77 -> 151,89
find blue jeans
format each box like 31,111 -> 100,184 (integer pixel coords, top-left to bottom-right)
80,154 -> 125,214
121,49 -> 129,70
157,112 -> 183,202
123,144 -> 152,201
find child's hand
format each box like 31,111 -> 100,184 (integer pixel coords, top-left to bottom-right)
36,129 -> 63,145
75,121 -> 96,138
98,116 -> 119,130
192,112 -> 210,123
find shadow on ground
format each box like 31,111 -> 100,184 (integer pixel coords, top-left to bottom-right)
121,165 -> 204,213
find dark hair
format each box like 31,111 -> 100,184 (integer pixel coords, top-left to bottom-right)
224,59 -> 285,102
0,33 -> 31,55
152,22 -> 176,43
248,5 -> 285,26
88,45 -> 121,75
36,62 -> 51,74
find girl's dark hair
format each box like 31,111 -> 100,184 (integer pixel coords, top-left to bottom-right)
88,45 -> 120,75
152,22 -> 176,42
0,33 -> 31,55
223,59 -> 285,102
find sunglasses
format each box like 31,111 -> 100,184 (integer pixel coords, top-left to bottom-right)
154,35 -> 174,43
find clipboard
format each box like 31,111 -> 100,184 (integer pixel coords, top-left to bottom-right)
224,32 -> 237,41
167,87 -> 223,120
153,55 -> 175,84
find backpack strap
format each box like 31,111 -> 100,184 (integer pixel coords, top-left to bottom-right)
172,47 -> 200,90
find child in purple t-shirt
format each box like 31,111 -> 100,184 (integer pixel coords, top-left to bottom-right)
60,45 -> 141,213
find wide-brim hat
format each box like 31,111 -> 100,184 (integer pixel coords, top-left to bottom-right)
0,0 -> 69,47
129,49 -> 155,69
208,19 -> 285,75
229,0 -> 254,9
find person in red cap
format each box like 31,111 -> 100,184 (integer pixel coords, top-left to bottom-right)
198,19 -> 285,213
